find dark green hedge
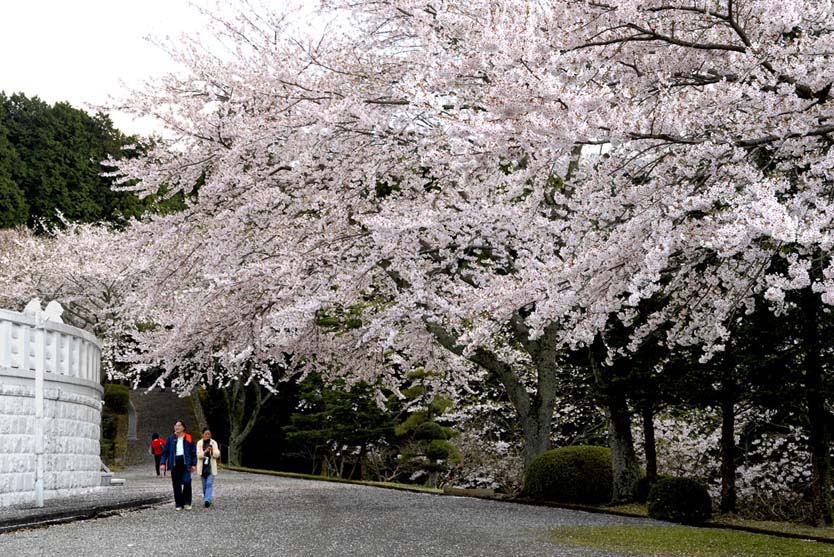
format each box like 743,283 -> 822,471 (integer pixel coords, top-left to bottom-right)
522,445 -> 613,504
647,476 -> 712,524
636,474 -> 674,503
103,383 -> 130,414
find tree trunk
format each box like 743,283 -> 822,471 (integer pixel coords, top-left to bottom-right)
520,400 -> 555,469
228,436 -> 244,468
607,391 -> 641,503
719,356 -> 737,514
424,319 -> 559,470
321,453 -> 333,476
641,404 -> 657,484
311,448 -> 319,475
590,334 -> 640,504
222,378 -> 273,467
478,356 -> 555,470
350,443 -> 366,480
801,286 -> 833,526
522,325 -> 560,468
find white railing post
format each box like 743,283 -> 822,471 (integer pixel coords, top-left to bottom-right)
34,317 -> 45,507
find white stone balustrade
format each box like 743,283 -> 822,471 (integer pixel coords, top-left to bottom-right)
0,309 -> 101,384
0,307 -> 103,507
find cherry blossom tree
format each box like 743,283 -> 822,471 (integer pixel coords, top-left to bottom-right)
515,0 -> 834,518
108,0 -> 834,509
104,0 -> 582,473
0,223 -> 139,371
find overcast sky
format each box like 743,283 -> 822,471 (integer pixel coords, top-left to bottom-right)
0,0 -> 214,135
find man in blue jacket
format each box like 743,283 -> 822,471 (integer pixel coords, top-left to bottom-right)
159,420 -> 197,510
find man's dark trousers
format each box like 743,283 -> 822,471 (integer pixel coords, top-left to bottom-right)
171,455 -> 192,507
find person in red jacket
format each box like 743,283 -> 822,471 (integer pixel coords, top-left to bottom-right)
150,433 -> 166,477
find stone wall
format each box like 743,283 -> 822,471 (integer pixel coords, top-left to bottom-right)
0,309 -> 102,507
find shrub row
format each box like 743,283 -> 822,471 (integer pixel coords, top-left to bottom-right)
523,446 -> 712,524
103,383 -> 130,414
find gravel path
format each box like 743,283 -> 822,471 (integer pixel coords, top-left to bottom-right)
0,470 -> 169,530
0,467 -> 667,556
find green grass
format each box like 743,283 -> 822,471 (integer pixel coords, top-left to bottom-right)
713,516 -> 834,541
605,503 -> 649,516
546,525 -> 834,556
589,503 -> 834,542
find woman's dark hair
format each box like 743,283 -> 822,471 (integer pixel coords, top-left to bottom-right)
175,420 -> 186,430
152,433 -> 159,440
202,427 -> 211,434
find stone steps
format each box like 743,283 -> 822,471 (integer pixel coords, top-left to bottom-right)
125,390 -> 199,467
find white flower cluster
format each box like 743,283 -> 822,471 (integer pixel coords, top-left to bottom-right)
638,408 -> 814,519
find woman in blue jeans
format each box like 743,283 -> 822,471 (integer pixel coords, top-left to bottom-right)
196,427 -> 220,508
159,420 -> 197,510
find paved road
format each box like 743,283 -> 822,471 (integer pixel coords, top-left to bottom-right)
0,467 -> 665,556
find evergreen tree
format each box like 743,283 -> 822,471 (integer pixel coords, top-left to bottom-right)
284,374 -> 396,479
0,92 -> 183,228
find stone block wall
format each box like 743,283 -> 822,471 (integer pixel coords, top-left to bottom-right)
0,376 -> 103,506
0,309 -> 103,507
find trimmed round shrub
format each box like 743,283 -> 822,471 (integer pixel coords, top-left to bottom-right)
647,477 -> 712,524
636,474 -> 674,503
522,445 -> 613,504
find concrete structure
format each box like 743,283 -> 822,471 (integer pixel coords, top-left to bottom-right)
0,307 -> 103,507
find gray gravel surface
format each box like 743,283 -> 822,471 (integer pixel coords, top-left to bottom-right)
0,470 -> 170,530
0,467 -> 668,556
